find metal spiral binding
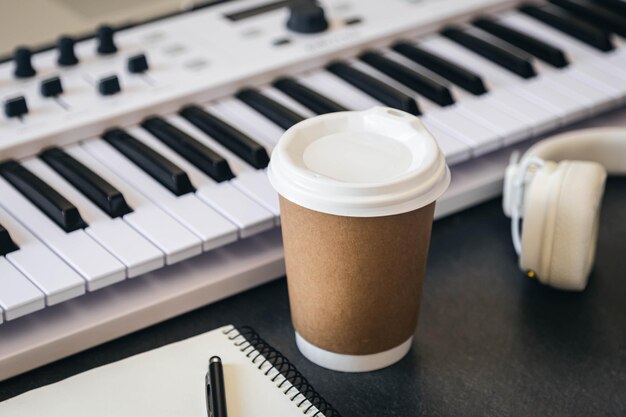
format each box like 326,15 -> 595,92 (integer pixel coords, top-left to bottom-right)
223,326 -> 342,417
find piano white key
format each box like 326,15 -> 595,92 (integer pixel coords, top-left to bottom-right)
541,69 -> 619,115
383,48 -> 531,145
421,121 -> 472,165
231,170 -> 281,223
570,62 -> 626,102
170,194 -> 238,251
0,205 -> 85,305
8,243 -> 86,305
0,176 -> 126,291
209,98 -> 284,149
499,12 -> 605,62
22,158 -> 165,278
131,125 -> 275,238
514,78 -> 589,123
608,48 -> 626,68
0,258 -> 45,321
64,145 -> 203,264
298,70 -> 383,110
409,37 -> 557,134
441,34 -> 591,121
455,97 -> 529,145
87,219 -> 164,277
487,88 -> 559,136
402,39 -> 558,135
527,57 -> 621,115
196,181 -> 275,237
82,138 -> 238,251
125,206 -> 202,264
499,12 -> 626,96
423,108 -> 502,156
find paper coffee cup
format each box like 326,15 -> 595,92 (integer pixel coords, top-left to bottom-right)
268,107 -> 450,372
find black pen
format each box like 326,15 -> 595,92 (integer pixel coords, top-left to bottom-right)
206,356 -> 228,417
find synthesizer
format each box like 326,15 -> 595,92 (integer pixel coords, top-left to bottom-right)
1,0 -> 625,380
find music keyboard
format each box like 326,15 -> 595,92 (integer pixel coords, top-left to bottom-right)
1,0 -> 625,380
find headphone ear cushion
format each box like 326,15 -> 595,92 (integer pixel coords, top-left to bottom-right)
520,161 -> 607,291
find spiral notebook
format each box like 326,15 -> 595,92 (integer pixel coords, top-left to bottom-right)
0,325 -> 341,417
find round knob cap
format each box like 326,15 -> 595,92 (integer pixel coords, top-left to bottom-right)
57,36 -> 79,66
287,1 -> 328,34
96,25 -> 117,55
13,47 -> 36,78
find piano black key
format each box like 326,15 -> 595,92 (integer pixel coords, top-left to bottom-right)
179,105 -> 270,169
141,116 -> 234,183
519,3 -> 615,51
273,77 -> 348,114
236,88 -> 305,130
0,223 -> 19,256
326,62 -> 421,115
441,26 -> 537,79
359,51 -> 455,106
472,17 -> 569,68
0,160 -> 87,233
102,128 -> 196,196
591,0 -> 626,15
549,0 -> 626,37
39,147 -> 133,219
392,41 -> 487,95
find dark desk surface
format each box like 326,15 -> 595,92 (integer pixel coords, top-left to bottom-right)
1,179 -> 625,416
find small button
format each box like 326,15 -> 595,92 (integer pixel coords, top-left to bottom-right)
345,17 -> 363,26
241,28 -> 262,38
273,38 -> 292,46
162,44 -> 186,56
143,31 -> 165,43
183,58 -> 210,71
41,76 -> 64,97
4,96 -> 29,118
128,54 -> 149,73
98,75 -> 121,96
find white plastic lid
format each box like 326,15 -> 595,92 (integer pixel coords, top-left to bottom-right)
268,107 -> 450,217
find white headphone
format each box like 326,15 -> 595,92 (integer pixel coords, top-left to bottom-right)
502,128 -> 626,291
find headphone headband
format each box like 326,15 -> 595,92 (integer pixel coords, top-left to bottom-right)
523,128 -> 626,175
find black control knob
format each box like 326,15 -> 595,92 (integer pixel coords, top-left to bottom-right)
4,96 -> 29,118
98,75 -> 121,96
287,1 -> 328,34
13,47 -> 36,78
57,36 -> 79,66
41,76 -> 64,98
96,25 -> 117,55
127,54 -> 149,74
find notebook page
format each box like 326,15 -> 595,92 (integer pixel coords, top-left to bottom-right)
0,325 -> 310,417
